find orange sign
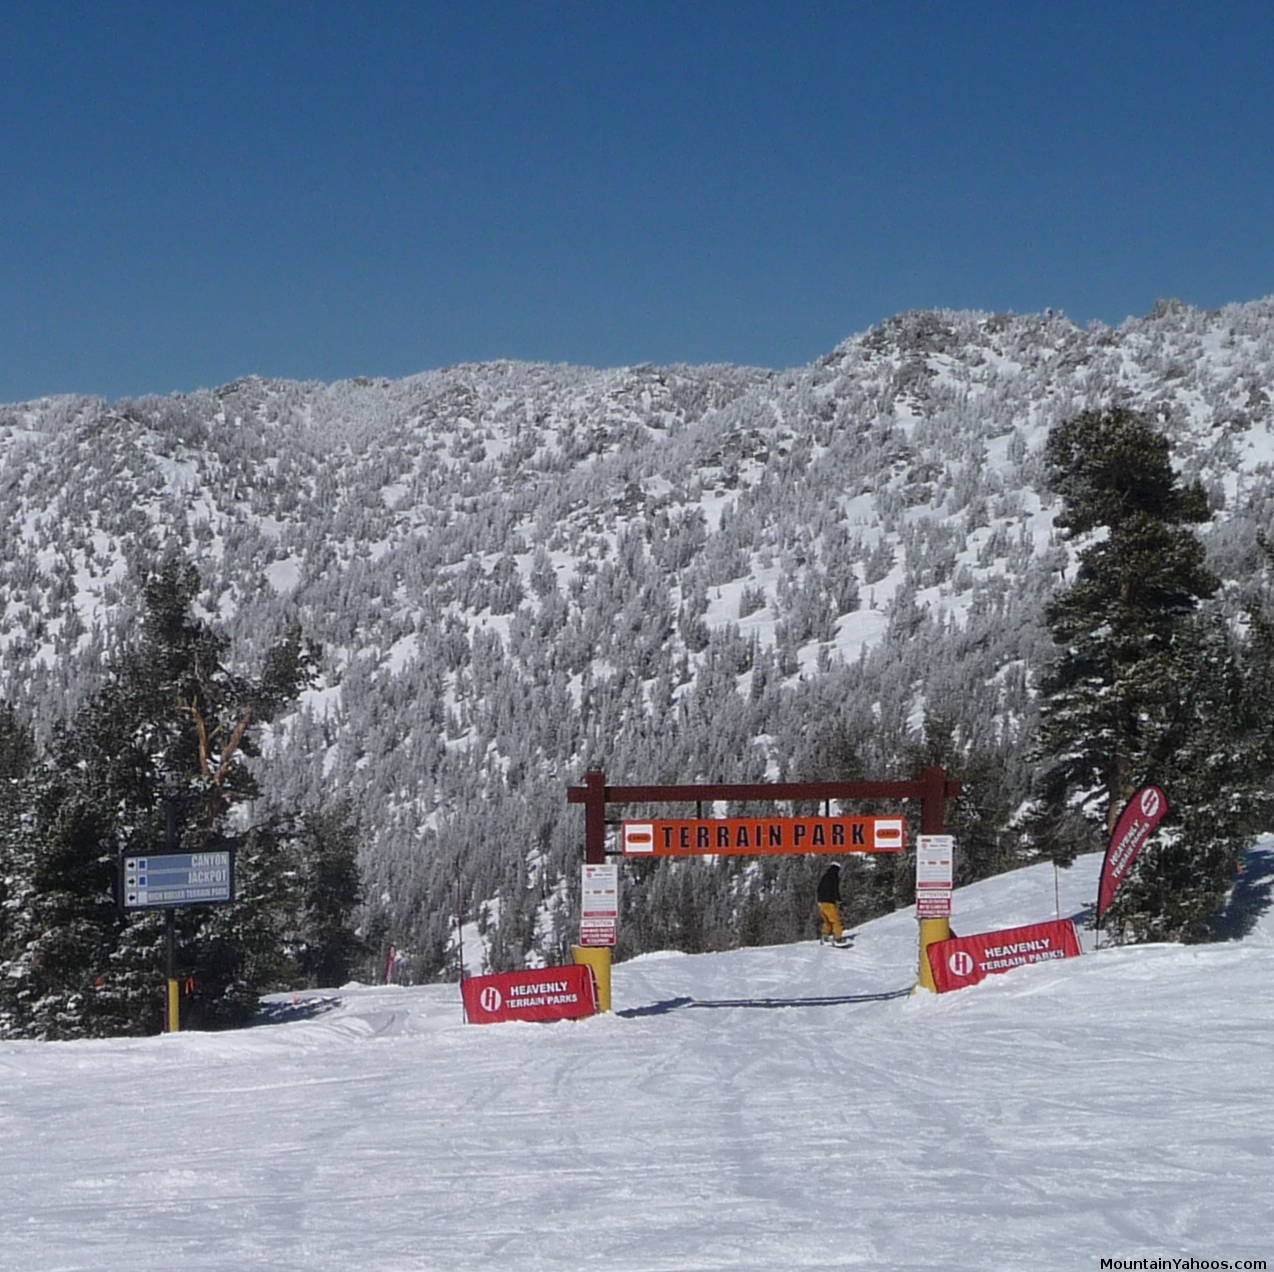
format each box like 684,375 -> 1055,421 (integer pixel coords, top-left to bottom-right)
622,816 -> 905,856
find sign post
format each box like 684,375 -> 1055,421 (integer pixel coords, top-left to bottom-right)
120,845 -> 235,1032
579,863 -> 619,946
915,835 -> 954,918
567,767 -> 964,997
166,911 -> 178,1034
121,850 -> 235,910
569,769 -> 962,866
915,835 -> 955,992
574,862 -> 618,1012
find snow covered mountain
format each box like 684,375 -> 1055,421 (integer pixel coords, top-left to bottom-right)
4,845 -> 1271,1271
4,297 -> 1274,975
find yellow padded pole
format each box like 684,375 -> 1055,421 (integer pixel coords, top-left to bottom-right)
916,917 -> 952,992
571,945 -> 612,1013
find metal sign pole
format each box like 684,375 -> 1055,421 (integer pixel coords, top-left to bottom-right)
165,908 -> 179,1033
119,795 -> 236,1033
456,870 -> 468,1023
164,796 -> 179,1033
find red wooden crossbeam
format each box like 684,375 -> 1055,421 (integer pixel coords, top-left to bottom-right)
567,768 -> 961,864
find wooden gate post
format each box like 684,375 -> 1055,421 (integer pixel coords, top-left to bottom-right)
583,769 -> 607,866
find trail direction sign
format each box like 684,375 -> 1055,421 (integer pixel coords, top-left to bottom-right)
121,850 -> 235,910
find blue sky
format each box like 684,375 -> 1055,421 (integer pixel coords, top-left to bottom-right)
3,0 -> 1273,404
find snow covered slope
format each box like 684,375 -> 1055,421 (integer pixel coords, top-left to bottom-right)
3,845 -> 1271,1271
7,299 -> 1274,974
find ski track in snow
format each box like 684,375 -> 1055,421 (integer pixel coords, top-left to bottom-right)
2,849 -> 1272,1271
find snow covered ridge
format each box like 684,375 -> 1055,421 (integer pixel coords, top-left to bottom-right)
2,298 -> 1274,977
3,850 -> 1271,1271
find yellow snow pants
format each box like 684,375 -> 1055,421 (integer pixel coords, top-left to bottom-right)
818,901 -> 843,940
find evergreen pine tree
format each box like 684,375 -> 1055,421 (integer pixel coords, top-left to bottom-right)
904,712 -> 1023,887
1105,611 -> 1274,940
278,803 -> 365,988
0,702 -> 35,779
0,558 -> 323,1037
1031,407 -> 1268,940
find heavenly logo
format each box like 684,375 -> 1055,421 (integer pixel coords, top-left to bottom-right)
479,986 -> 503,1013
947,950 -> 975,977
1139,788 -> 1162,818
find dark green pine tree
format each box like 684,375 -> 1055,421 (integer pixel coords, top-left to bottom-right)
0,705 -> 53,1036
0,558 -> 322,1037
1111,611 -> 1274,940
1031,407 -> 1270,941
0,702 -> 35,780
267,803 -> 366,989
903,712 -> 1024,889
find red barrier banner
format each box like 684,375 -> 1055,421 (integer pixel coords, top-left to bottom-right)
1097,785 -> 1168,920
462,964 -> 597,1025
927,919 -> 1082,993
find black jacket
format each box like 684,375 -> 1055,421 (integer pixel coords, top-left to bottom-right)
816,864 -> 841,903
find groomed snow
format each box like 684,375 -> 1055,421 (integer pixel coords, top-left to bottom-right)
3,846 -> 1271,1271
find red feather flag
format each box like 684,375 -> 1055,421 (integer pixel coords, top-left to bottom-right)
1097,785 -> 1168,921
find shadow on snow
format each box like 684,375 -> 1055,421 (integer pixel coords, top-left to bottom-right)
617,986 -> 913,1017
1209,845 -> 1274,942
252,994 -> 343,1027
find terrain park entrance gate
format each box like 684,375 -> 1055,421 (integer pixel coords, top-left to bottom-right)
566,766 -> 962,1005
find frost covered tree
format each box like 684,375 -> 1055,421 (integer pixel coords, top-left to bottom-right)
1030,407 -> 1271,940
0,558 -> 328,1037
275,802 -> 365,988
7,301 -> 1274,971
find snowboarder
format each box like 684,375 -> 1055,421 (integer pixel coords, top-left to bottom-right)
817,861 -> 847,945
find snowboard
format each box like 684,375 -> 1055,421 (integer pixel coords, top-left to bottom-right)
820,935 -> 854,949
